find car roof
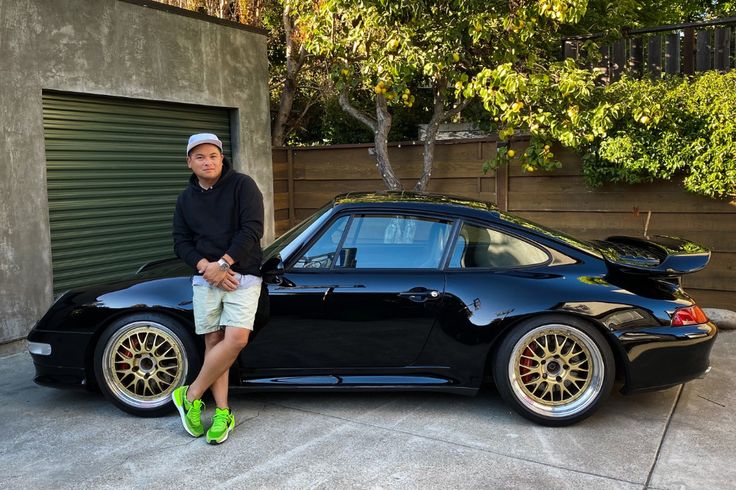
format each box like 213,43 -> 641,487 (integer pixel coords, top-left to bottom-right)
332,191 -> 499,215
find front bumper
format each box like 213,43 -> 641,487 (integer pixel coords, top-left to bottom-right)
615,321 -> 717,393
27,328 -> 94,390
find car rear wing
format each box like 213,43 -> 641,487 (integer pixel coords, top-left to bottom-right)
591,235 -> 710,277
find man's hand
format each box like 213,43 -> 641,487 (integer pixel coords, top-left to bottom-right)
217,270 -> 239,292
202,261 -> 240,291
202,261 -> 228,286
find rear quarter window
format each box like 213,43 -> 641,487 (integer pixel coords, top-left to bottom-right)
449,223 -> 549,268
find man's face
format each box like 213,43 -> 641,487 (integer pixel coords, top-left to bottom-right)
187,143 -> 223,185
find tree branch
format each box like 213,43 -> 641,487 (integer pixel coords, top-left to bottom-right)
338,88 -> 378,132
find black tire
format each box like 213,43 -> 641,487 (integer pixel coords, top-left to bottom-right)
93,313 -> 201,417
493,315 -> 615,426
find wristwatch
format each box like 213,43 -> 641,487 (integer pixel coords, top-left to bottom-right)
217,258 -> 230,271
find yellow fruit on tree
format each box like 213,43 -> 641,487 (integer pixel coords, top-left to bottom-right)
640,115 -> 650,124
452,53 -> 460,62
507,149 -> 516,158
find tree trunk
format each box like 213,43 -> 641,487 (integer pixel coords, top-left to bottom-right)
415,79 -> 471,192
271,2 -> 306,147
271,75 -> 298,147
338,89 -> 402,190
415,85 -> 446,192
374,95 -> 401,190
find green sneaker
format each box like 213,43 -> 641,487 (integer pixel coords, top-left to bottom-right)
172,385 -> 204,437
206,407 -> 235,445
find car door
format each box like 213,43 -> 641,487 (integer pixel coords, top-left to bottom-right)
240,213 -> 453,371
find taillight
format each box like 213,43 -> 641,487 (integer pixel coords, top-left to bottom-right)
671,306 -> 709,326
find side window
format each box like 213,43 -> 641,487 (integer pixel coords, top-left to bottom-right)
292,216 -> 349,269
449,223 -> 549,268
339,215 -> 452,269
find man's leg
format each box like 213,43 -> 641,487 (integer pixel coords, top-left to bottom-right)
186,326 -> 250,402
203,329 -> 229,409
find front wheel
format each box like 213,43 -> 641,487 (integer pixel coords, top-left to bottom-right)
93,313 -> 200,417
493,315 -> 615,426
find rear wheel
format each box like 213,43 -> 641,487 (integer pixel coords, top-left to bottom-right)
493,315 -> 614,426
93,313 -> 200,417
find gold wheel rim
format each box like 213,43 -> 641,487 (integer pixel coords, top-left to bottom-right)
103,321 -> 187,409
509,324 -> 604,417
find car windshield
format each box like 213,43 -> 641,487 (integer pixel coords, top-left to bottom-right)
262,203 -> 332,261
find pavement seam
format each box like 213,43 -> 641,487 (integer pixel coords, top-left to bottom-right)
263,401 -> 644,487
643,384 -> 684,489
0,351 -> 26,361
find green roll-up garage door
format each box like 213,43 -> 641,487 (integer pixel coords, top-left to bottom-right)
43,91 -> 232,292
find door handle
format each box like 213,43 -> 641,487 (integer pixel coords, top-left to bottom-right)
398,288 -> 441,302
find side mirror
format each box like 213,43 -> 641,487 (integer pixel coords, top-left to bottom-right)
261,256 -> 284,285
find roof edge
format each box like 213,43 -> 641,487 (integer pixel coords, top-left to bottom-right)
118,0 -> 269,36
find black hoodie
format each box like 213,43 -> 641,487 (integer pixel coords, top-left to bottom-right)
173,161 -> 264,276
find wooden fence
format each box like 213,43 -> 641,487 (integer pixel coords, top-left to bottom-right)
563,17 -> 736,81
273,137 -> 735,310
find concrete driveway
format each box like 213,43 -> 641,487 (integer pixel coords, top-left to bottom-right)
1,331 -> 734,489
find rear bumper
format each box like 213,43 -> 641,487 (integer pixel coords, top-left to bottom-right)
616,321 -> 717,393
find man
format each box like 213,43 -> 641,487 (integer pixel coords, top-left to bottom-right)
171,133 -> 264,444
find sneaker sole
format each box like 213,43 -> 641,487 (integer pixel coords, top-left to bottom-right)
206,424 -> 234,445
172,390 -> 203,438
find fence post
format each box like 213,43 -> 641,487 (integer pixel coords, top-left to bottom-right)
665,32 -> 681,74
683,28 -> 695,74
715,27 -> 732,70
287,147 -> 295,228
598,44 -> 611,83
495,141 -> 509,212
648,35 -> 662,78
612,39 -> 626,81
629,38 -> 643,77
696,30 -> 712,71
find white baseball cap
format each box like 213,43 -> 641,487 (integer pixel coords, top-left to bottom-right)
186,133 -> 223,155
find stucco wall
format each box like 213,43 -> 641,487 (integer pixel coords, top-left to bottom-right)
0,0 -> 272,348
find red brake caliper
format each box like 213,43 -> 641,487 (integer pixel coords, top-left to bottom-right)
118,343 -> 133,370
520,345 -> 535,383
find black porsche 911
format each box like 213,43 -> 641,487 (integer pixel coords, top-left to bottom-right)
28,192 -> 717,426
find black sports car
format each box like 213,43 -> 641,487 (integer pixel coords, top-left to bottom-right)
28,192 -> 717,426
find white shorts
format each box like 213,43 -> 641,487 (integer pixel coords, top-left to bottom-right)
192,281 -> 262,335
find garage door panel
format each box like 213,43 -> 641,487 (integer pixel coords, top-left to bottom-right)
44,91 -> 231,292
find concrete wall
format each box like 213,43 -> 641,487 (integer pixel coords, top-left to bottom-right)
0,0 -> 272,349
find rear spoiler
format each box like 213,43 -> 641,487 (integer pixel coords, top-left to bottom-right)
592,235 -> 710,277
